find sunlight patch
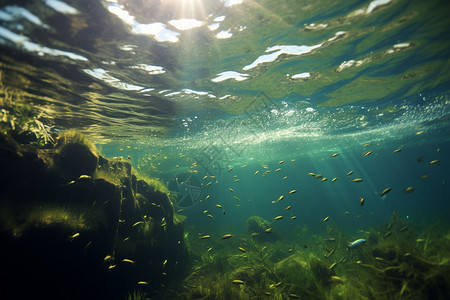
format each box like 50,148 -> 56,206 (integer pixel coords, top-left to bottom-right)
212,71 -> 249,82
168,19 -> 204,31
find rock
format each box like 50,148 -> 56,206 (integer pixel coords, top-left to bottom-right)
56,142 -> 98,179
0,131 -> 188,298
247,216 -> 280,242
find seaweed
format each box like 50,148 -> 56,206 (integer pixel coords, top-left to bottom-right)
175,210 -> 450,300
1,74 -> 55,147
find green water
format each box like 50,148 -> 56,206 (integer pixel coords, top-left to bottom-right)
1,0 -> 450,299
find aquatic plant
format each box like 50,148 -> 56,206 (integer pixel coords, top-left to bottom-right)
56,129 -> 99,155
1,73 -> 55,146
126,288 -> 147,300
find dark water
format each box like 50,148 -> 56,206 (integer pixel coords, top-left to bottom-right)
1,0 -> 450,299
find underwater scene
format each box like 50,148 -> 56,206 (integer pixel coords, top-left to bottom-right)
1,0 -> 450,299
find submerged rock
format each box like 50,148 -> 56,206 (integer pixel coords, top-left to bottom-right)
55,131 -> 99,179
247,216 -> 280,242
0,131 -> 188,299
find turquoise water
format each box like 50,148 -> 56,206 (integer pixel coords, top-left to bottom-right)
1,0 -> 450,298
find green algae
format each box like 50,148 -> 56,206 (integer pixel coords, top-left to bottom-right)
168,211 -> 450,300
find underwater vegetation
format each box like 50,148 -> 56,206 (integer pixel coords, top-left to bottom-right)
158,211 -> 450,300
0,74 -> 55,147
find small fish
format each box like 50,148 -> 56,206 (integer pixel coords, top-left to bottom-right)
380,187 -> 392,197
420,174 -> 429,180
416,131 -> 425,135
273,216 -> 284,220
216,204 -> 223,209
278,161 -> 284,164
177,209 -> 184,213
254,170 -> 260,175
324,238 -> 336,242
308,172 -> 316,177
429,160 -> 440,165
207,214 -> 214,219
207,247 -> 213,252
204,195 -> 210,200
222,234 -> 234,239
344,211 -> 351,215
322,177 -> 328,181
326,248 -> 335,257
329,262 -> 337,270
241,165 -> 247,168
277,195 -> 284,202
363,143 -> 370,147
288,294 -> 300,299
290,216 -> 297,220
78,175 -> 91,179
331,153 -> 339,157
314,174 -> 323,179
363,151 -> 372,157
238,247 -> 246,252
206,182 -> 212,186
162,259 -> 167,268
332,177 -> 338,182
104,255 -> 112,262
137,281 -> 148,285
122,259 -> 135,264
360,197 -> 364,206
384,231 -> 392,238
234,196 -> 240,201
265,227 -> 273,233
352,178 -> 363,182
322,216 -> 330,222
275,168 -> 281,172
228,167 -> 233,172
347,239 -> 366,249
127,155 -> 131,160
400,226 -> 408,232
375,257 -> 384,262
108,264 -> 116,270
203,210 -> 208,214
393,148 -> 402,153
289,190 -> 297,194
199,235 -> 211,239
285,205 -> 292,210
330,276 -> 344,284
416,238 -> 426,243
283,176 -> 288,180
132,221 -> 144,227
228,188 -> 234,193
346,171 -> 354,177
232,280 -> 245,285
403,187 -> 415,193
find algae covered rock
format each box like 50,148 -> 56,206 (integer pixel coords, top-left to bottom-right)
274,252 -> 308,284
247,216 -> 280,242
0,131 -> 189,299
55,130 -> 99,179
